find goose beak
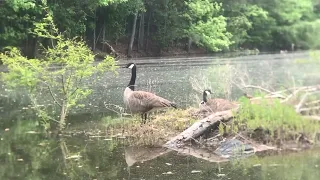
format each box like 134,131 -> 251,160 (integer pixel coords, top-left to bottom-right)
119,64 -> 128,68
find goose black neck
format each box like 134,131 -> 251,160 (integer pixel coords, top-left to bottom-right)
128,66 -> 136,91
203,91 -> 208,102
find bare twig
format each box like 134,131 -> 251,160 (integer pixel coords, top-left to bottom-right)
295,90 -> 320,113
104,102 -> 126,116
44,83 -> 62,107
69,87 -> 79,97
243,85 -> 273,94
65,69 -> 74,92
61,75 -> 67,97
234,82 -> 287,99
280,85 -> 320,103
280,88 -> 303,103
295,93 -> 310,113
29,94 -> 60,123
67,74 -> 84,99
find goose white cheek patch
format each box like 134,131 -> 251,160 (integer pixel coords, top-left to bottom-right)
205,91 -> 211,95
128,64 -> 135,69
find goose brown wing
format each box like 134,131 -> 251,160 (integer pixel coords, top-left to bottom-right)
132,91 -> 174,109
207,98 -> 237,112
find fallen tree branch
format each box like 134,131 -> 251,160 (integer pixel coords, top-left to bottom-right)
299,106 -> 320,113
295,90 -> 320,113
243,85 -> 274,94
295,93 -> 310,113
303,116 -> 320,121
164,108 -> 238,149
234,82 -> 287,99
47,84 -> 62,107
101,41 -> 119,58
305,100 -> 320,107
275,85 -> 320,94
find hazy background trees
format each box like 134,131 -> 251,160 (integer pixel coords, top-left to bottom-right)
1,0 -> 320,58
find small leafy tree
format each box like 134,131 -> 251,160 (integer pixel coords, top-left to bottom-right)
0,9 -> 118,130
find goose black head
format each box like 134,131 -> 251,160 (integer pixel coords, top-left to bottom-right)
202,89 -> 212,103
204,89 -> 212,95
125,63 -> 136,69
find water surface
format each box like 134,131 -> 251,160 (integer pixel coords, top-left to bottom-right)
1,52 -> 320,179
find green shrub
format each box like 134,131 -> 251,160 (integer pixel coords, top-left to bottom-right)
232,96 -> 320,141
0,8 -> 118,130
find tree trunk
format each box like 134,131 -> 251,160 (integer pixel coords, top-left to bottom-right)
128,13 -> 138,57
138,12 -> 145,51
60,140 -> 68,166
33,37 -> 39,58
93,10 -> 97,51
59,101 -> 67,130
187,37 -> 192,53
145,11 -> 151,52
102,21 -> 106,51
93,28 -> 96,51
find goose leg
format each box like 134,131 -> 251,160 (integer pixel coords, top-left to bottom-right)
141,113 -> 147,124
144,113 -> 148,123
141,114 -> 144,124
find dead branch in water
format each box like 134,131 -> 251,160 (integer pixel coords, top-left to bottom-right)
240,83 -> 320,114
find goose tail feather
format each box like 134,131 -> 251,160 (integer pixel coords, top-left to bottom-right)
170,102 -> 177,109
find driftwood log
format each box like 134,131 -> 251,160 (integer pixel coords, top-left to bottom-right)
163,109 -> 238,162
164,108 -> 237,149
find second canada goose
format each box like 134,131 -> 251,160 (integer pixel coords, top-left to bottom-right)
199,89 -> 237,113
123,63 -> 177,123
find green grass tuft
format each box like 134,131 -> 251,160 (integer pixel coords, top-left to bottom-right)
232,96 -> 320,142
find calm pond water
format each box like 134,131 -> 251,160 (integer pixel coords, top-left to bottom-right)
1,52 -> 320,179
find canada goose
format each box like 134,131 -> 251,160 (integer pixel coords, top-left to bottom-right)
199,89 -> 237,113
123,63 -> 177,123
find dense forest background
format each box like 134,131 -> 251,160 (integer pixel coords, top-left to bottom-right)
1,0 -> 320,58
